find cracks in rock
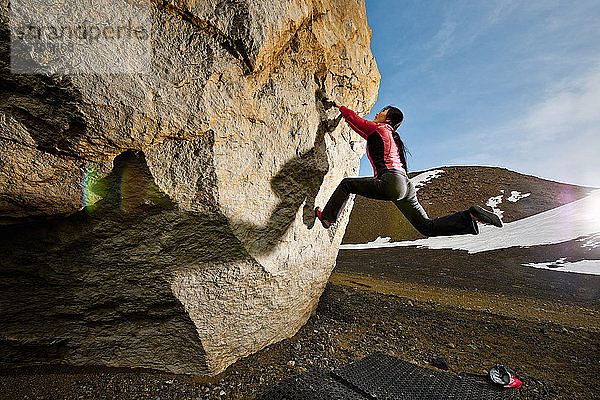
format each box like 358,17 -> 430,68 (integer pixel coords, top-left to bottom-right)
254,10 -> 326,79
0,195 -> 39,213
0,135 -> 34,150
244,115 -> 268,127
330,70 -> 360,91
258,13 -> 314,71
2,103 -> 89,160
154,0 -> 254,75
173,76 -> 205,89
0,133 -> 97,164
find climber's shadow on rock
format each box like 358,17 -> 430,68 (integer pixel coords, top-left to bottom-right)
229,87 -> 343,254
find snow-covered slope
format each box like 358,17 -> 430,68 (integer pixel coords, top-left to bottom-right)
342,166 -> 595,245
411,169 -> 446,191
341,190 -> 600,274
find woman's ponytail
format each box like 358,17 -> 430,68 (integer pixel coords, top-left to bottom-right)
384,106 -> 410,170
392,131 -> 409,170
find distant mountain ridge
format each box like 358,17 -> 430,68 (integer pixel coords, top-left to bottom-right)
342,166 -> 596,244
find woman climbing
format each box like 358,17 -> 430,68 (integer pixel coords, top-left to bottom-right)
315,105 -> 503,236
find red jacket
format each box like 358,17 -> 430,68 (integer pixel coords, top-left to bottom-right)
339,106 -> 404,177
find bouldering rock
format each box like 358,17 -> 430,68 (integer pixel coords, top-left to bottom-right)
0,0 -> 379,375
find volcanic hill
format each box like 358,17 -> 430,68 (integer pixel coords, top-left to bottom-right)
342,166 -> 596,244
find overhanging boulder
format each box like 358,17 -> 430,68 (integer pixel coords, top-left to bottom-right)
0,0 -> 379,375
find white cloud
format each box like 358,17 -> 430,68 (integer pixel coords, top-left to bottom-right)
429,19 -> 457,59
522,68 -> 600,139
425,0 -> 516,62
467,66 -> 600,186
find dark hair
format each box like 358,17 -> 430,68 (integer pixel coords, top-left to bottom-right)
383,106 -> 409,170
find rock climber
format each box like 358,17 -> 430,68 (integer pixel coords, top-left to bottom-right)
315,104 -> 503,236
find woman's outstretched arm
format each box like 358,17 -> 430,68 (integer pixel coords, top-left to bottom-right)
339,106 -> 379,139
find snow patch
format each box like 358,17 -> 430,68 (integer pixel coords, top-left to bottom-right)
367,236 -> 391,245
523,259 -> 600,276
508,191 -> 531,202
410,169 -> 445,192
578,233 -> 600,249
486,194 -> 504,219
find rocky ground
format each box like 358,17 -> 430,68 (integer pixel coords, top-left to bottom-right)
1,245 -> 599,399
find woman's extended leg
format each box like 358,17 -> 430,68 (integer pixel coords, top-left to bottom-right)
393,178 -> 478,237
320,176 -> 391,224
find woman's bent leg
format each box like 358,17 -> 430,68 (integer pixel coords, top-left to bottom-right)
394,180 -> 478,237
321,177 -> 389,223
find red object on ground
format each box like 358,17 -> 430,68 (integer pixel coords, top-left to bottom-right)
507,376 -> 522,389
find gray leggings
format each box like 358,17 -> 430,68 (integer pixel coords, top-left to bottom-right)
321,170 -> 478,237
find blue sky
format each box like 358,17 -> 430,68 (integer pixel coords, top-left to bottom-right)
359,0 -> 600,187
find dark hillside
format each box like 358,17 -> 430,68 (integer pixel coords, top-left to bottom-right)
342,166 -> 596,244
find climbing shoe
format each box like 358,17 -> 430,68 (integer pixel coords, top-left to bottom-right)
469,205 -> 503,227
489,364 -> 522,388
315,207 -> 333,229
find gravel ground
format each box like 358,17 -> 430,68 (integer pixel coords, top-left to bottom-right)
1,277 -> 599,400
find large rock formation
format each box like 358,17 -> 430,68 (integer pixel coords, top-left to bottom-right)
0,0 -> 379,375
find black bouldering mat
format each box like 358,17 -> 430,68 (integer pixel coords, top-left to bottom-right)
257,368 -> 368,400
257,352 -> 518,400
332,352 -> 516,400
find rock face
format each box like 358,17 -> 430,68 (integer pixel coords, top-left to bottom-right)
0,0 -> 379,374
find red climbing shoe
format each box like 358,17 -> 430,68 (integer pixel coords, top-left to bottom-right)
489,365 -> 522,388
315,207 -> 333,229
